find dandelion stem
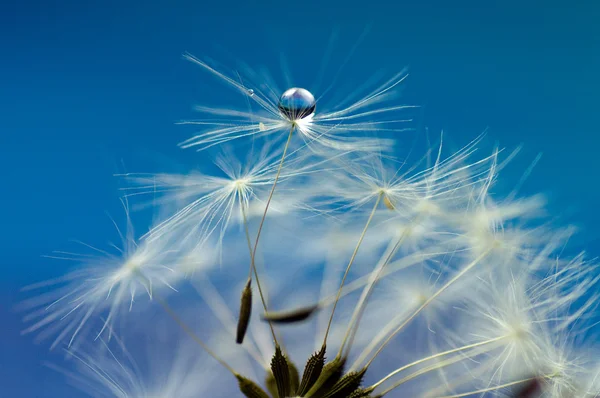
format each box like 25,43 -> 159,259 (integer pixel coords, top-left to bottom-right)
241,205 -> 255,281
317,249 -> 444,309
373,342 -> 502,397
357,247 -> 493,370
435,375 -> 550,398
371,334 -> 508,389
340,216 -> 419,359
155,296 -> 237,375
422,358 -> 496,398
323,192 -> 383,347
249,126 -> 295,344
191,277 -> 267,369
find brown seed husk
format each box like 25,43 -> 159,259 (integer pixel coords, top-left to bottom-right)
236,278 -> 252,344
270,345 -> 291,397
305,356 -> 346,397
268,359 -> 300,398
297,344 -> 327,396
262,304 -> 319,324
322,368 -> 367,398
236,374 -> 270,398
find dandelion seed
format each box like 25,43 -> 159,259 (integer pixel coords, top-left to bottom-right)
52,335 -> 234,398
179,53 -> 413,153
121,143 -> 318,254
19,205 -> 183,349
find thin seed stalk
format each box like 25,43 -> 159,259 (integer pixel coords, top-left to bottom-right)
421,358 -> 497,398
240,203 -> 255,280
340,217 -> 418,359
361,247 -> 493,369
134,270 -> 236,375
155,297 -> 236,375
248,126 -> 295,344
370,334 -> 508,389
436,375 -> 552,398
374,343 -> 499,397
323,193 -> 383,346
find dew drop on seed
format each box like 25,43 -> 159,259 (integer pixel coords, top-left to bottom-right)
247,89 -> 254,97
259,122 -> 266,131
278,88 -> 316,120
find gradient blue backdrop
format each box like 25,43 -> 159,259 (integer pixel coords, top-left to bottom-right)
1,0 -> 598,396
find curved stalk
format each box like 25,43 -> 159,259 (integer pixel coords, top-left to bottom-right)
371,335 -> 507,389
355,247 -> 493,370
322,192 -> 383,346
245,126 -> 295,345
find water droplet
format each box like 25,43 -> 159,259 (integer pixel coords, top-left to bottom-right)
247,89 -> 254,97
278,88 -> 316,120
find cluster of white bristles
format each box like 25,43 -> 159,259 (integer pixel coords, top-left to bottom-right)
20,53 -> 600,398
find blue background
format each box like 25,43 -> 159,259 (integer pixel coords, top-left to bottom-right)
1,0 -> 598,396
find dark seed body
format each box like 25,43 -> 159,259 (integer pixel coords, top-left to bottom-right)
305,356 -> 346,397
236,278 -> 253,344
513,377 -> 542,398
297,345 -> 327,396
322,368 -> 367,398
268,360 -> 300,398
271,345 -> 291,397
236,375 -> 270,398
262,304 -> 319,324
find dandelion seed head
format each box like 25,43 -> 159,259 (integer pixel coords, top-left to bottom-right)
28,46 -> 600,398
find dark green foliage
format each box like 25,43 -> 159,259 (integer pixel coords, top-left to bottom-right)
322,368 -> 367,398
271,345 -> 291,397
288,359 -> 300,395
236,278 -> 253,344
266,371 -> 278,398
297,344 -> 327,396
236,374 -> 270,398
